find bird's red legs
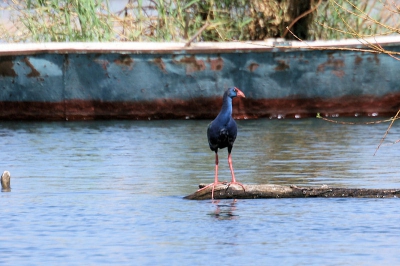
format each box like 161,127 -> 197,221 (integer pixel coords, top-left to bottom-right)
214,152 -> 219,184
227,153 -> 246,192
197,152 -> 225,199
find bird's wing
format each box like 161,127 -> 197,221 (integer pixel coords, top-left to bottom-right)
226,118 -> 238,143
207,122 -> 219,150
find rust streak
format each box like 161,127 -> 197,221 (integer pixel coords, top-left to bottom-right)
94,59 -> 109,71
1,93 -> 400,121
174,55 -> 206,74
0,56 -> 17,77
208,57 -> 224,71
114,55 -> 134,70
248,63 -> 259,72
373,54 -> 380,65
355,55 -> 362,65
275,60 -> 290,71
23,57 -> 40,77
317,58 -> 345,72
332,70 -> 345,78
153,57 -> 167,73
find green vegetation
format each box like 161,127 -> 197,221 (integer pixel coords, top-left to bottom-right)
310,0 -> 400,40
1,0 -> 113,42
0,0 -> 399,42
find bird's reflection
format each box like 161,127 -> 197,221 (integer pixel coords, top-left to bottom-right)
209,199 -> 238,220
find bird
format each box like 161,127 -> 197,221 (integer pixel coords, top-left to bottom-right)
199,87 -> 246,199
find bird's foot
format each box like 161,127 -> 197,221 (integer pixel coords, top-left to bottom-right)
226,181 -> 246,193
197,182 -> 227,199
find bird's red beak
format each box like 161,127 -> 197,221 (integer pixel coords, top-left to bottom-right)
235,87 -> 246,98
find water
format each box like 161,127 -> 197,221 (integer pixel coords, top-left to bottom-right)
0,118 -> 400,265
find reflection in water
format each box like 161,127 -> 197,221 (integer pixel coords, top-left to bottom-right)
234,118 -> 400,188
209,199 -> 239,220
0,119 -> 400,265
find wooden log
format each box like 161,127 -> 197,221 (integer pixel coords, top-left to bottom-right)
184,183 -> 400,200
1,171 -> 11,192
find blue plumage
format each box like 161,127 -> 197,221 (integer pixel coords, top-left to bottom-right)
199,87 -> 246,199
207,87 -> 241,153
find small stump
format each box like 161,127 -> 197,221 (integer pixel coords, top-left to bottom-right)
1,171 -> 11,192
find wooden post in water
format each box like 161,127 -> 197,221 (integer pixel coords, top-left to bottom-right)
1,171 -> 11,192
184,184 -> 400,200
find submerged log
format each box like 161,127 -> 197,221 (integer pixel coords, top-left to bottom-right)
184,184 -> 400,200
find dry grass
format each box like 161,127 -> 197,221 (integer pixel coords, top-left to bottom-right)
1,0 -> 113,42
310,0 -> 400,40
1,0 -> 398,43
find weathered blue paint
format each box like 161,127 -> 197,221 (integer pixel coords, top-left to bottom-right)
0,38 -> 399,120
1,55 -> 64,102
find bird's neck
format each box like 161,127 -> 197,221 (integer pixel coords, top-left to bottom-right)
215,95 -> 232,123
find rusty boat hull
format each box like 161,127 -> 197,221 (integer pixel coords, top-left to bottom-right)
0,37 -> 399,120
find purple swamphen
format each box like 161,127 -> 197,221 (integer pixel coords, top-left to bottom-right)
199,87 -> 246,199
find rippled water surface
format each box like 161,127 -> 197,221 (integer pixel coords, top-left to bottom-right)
1,118 -> 399,265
